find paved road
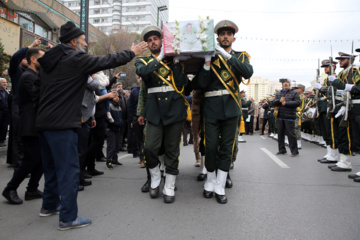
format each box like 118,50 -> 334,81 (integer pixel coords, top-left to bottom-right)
1,134 -> 360,240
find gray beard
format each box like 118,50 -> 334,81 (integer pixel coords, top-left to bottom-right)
76,40 -> 86,52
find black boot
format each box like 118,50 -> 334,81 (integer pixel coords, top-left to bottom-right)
225,173 -> 233,188
141,179 -> 150,192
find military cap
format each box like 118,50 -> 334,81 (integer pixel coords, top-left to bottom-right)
321,58 -> 338,67
140,25 -> 162,42
214,20 -> 238,35
335,52 -> 357,60
240,90 -> 245,93
356,48 -> 360,52
295,84 -> 305,90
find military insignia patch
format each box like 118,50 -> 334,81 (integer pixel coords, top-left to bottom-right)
158,67 -> 169,77
213,59 -> 221,69
221,70 -> 231,81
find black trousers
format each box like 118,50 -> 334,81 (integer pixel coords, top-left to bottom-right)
133,121 -> 145,160
0,109 -> 9,142
8,105 -> 23,167
269,117 -> 275,134
330,116 -> 351,154
85,117 -> 106,171
5,136 -> 43,191
245,116 -> 254,134
106,130 -> 120,162
77,119 -> 91,171
350,114 -> 360,153
262,118 -> 269,134
277,119 -> 298,155
319,112 -> 331,146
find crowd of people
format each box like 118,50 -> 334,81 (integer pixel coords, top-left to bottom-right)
0,18 -> 359,231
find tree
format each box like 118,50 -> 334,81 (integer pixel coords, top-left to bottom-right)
0,39 -> 11,82
89,30 -> 146,90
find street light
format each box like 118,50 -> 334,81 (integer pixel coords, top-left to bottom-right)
157,5 -> 168,27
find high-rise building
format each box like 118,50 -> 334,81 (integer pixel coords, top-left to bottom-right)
248,77 -> 269,102
58,0 -> 169,35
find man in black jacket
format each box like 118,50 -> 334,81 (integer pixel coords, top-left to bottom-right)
35,21 -> 147,230
2,47 -> 45,204
273,79 -> 301,157
0,78 -> 9,147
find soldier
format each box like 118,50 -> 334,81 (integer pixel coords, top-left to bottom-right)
315,59 -> 338,163
294,84 -> 305,149
327,52 -> 357,172
347,47 -> 360,181
135,26 -> 189,203
193,20 -> 253,204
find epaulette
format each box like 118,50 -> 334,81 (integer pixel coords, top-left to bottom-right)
233,51 -> 251,63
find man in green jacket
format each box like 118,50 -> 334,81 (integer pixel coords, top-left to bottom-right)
135,26 -> 189,203
193,20 -> 253,204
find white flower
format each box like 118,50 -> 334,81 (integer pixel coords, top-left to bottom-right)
202,43 -> 208,49
199,33 -> 207,41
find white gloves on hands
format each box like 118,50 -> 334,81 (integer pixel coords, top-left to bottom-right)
215,45 -> 232,59
204,55 -> 212,62
315,82 -> 322,90
157,45 -> 165,62
345,84 -> 354,92
335,106 -> 346,118
328,75 -> 336,82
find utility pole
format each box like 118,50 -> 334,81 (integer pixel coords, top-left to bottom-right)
80,0 -> 89,52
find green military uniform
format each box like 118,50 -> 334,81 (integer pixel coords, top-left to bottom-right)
135,55 -> 188,175
192,20 -> 253,204
193,50 -> 253,172
295,85 -> 305,141
326,52 -> 358,170
318,59 -> 336,149
135,25 -> 189,203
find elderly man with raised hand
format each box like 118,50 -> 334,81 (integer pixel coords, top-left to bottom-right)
35,21 -> 147,231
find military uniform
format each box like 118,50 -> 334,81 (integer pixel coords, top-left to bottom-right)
192,20 -> 253,204
294,84 -> 305,149
135,26 -> 189,203
317,59 -> 338,163
327,52 -> 358,171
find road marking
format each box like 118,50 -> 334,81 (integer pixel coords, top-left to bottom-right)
261,136 -> 266,140
118,154 -> 132,160
260,148 -> 290,168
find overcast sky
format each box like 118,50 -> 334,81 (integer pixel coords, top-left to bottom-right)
168,0 -> 360,88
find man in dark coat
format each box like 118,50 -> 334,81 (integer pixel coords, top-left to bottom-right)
0,78 -> 9,147
35,21 -> 147,230
2,48 -> 45,204
272,79 -> 301,157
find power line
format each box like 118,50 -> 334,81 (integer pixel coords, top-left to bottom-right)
171,6 -> 360,14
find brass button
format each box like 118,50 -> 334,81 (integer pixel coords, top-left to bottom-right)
158,98 -> 161,100
158,82 -> 161,84
165,98 -> 168,100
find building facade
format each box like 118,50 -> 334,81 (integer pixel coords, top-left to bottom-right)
58,0 -> 169,35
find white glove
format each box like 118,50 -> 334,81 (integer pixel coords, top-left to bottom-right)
328,75 -> 336,82
204,55 -> 212,62
335,106 -> 346,118
327,107 -> 329,113
157,45 -> 165,62
215,45 -> 232,59
315,82 -> 322,90
345,84 -> 354,92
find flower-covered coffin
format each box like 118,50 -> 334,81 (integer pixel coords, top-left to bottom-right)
163,19 -> 215,56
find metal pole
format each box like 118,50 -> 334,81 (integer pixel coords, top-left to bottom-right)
80,0 -> 89,52
157,7 -> 159,27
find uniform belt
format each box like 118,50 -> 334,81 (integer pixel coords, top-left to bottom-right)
204,90 -> 230,97
148,86 -> 175,94
335,96 -> 344,101
352,99 -> 360,104
242,108 -> 248,110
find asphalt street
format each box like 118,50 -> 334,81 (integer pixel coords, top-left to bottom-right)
1,134 -> 360,240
